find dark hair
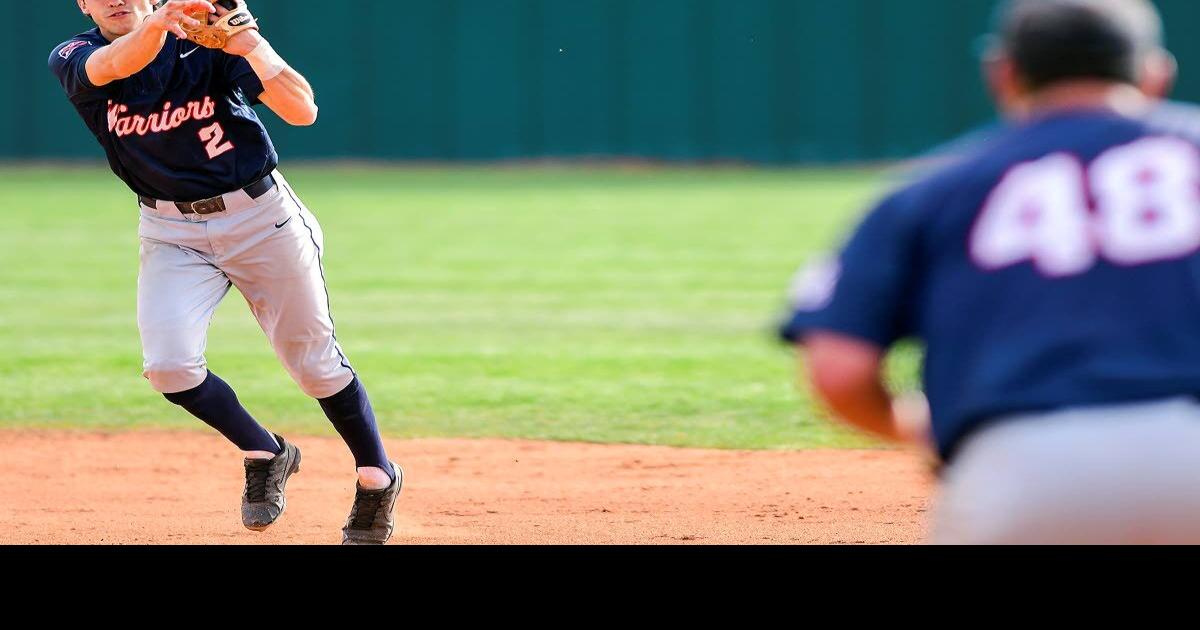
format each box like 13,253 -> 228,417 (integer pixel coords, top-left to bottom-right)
994,0 -> 1165,89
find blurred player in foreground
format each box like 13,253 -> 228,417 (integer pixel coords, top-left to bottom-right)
781,0 -> 1200,544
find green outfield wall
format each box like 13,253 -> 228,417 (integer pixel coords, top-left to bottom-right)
10,0 -> 1200,162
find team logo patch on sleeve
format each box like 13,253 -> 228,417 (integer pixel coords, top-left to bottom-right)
789,255 -> 842,312
58,40 -> 91,60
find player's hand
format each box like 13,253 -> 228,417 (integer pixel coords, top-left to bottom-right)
213,0 -> 264,56
892,391 -> 934,451
892,391 -> 944,476
143,0 -> 215,40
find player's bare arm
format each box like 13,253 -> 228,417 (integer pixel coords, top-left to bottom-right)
802,333 -> 904,443
215,3 -> 318,126
802,332 -> 933,450
256,62 -> 319,126
80,0 -> 214,87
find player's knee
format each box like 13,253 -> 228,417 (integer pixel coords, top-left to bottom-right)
295,368 -> 354,400
289,358 -> 353,399
143,358 -> 207,395
278,341 -> 353,399
276,336 -> 355,396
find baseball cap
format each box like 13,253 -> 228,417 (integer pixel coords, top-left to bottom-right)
979,0 -> 1166,89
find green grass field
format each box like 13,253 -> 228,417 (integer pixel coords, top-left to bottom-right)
0,165 -> 919,450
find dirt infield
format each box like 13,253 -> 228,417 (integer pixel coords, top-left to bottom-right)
0,430 -> 934,545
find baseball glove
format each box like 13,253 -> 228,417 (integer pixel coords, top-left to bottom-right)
167,0 -> 259,49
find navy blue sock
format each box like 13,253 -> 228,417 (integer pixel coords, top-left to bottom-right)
318,378 -> 393,479
163,371 -> 281,455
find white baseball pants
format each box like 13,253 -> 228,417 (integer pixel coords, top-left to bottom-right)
931,396 -> 1200,545
136,170 -> 355,399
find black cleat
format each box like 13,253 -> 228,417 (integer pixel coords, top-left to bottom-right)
241,434 -> 301,532
342,462 -> 404,545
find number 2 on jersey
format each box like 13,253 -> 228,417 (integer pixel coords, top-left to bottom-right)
970,136 -> 1200,276
198,122 -> 235,159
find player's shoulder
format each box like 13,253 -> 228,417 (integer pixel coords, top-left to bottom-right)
1140,100 -> 1200,146
860,105 -> 1200,239
864,155 -> 988,232
48,28 -> 106,67
883,112 -> 1130,206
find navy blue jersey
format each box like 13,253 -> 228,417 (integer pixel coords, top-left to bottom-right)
781,106 -> 1200,462
49,28 -> 277,202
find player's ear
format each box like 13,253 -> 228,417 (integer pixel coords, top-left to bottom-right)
1139,49 -> 1177,100
982,51 -> 1026,118
77,0 -> 88,16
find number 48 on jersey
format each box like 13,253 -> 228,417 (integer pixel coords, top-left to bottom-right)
970,136 -> 1200,277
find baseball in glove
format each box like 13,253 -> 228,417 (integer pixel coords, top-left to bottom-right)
160,0 -> 259,50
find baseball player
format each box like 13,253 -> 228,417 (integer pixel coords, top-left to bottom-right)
49,0 -> 403,544
781,0 -> 1200,544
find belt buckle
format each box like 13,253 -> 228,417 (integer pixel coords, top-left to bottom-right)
180,202 -> 204,222
183,197 -> 226,219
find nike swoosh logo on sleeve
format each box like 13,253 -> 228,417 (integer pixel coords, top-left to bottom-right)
275,217 -> 293,229
180,47 -> 200,59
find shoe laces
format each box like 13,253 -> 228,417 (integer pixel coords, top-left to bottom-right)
349,488 -> 387,529
244,459 -> 273,503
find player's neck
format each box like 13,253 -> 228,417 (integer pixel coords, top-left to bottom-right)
92,20 -> 132,44
1018,82 -> 1152,120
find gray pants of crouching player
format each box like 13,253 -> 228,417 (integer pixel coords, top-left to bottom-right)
931,397 -> 1200,544
136,170 -> 354,399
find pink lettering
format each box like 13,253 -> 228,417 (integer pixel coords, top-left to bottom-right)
115,117 -> 135,137
106,97 -> 223,139
149,103 -> 171,133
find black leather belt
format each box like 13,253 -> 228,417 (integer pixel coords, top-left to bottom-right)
138,173 -> 277,215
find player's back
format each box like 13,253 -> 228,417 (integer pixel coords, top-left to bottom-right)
784,0 -> 1200,544
903,106 -> 1200,459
